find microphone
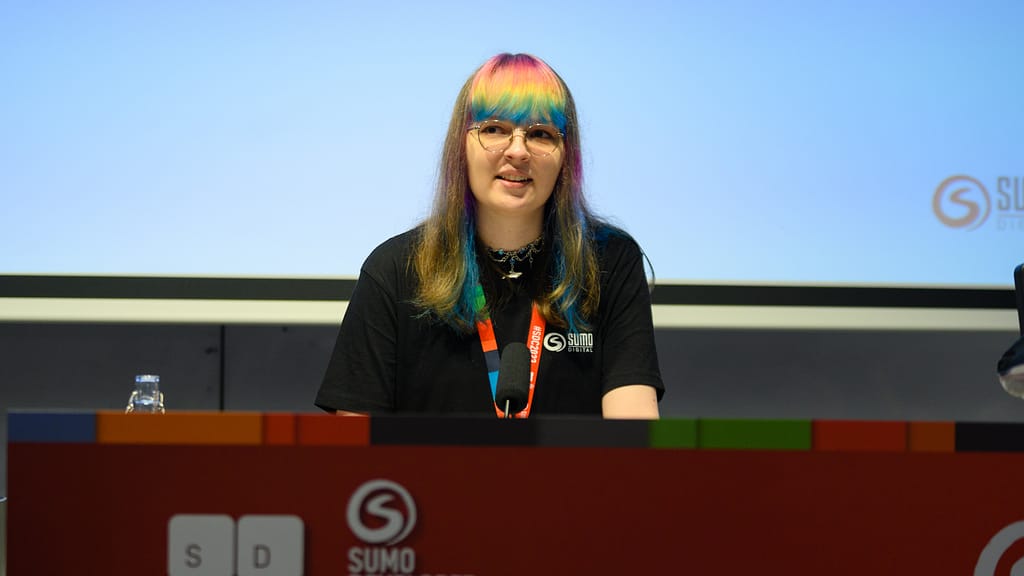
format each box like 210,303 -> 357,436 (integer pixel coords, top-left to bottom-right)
495,342 -> 531,418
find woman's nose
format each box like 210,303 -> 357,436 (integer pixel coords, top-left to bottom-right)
504,130 -> 530,160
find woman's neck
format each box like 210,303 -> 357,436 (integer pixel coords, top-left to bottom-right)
475,211 -> 544,251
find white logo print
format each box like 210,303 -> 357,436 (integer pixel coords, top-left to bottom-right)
544,332 -> 594,353
975,520 -> 1024,575
544,333 -> 566,352
346,479 -> 417,546
566,332 -> 594,352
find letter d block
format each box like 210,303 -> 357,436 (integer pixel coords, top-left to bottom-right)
237,515 -> 304,576
168,515 -> 235,576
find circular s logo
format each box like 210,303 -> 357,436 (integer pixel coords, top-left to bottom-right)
933,175 -> 990,230
975,520 -> 1024,575
346,479 -> 417,546
544,333 -> 566,352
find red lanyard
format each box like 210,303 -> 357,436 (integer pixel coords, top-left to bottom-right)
475,289 -> 546,418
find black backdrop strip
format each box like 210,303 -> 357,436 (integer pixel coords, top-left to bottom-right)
0,275 -> 1014,309
0,276 -> 356,301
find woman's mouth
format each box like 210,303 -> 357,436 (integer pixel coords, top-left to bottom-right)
497,174 -> 532,184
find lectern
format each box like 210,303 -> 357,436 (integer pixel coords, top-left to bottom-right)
7,412 -> 1024,575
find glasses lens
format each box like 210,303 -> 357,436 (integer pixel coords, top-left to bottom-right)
524,125 -> 560,156
477,120 -> 513,152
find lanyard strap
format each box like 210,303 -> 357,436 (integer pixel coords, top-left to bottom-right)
474,284 -> 545,418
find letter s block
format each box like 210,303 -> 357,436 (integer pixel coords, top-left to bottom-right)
168,514 -> 235,576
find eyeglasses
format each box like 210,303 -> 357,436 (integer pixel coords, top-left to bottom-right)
468,120 -> 563,157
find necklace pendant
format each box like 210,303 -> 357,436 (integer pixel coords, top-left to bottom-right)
486,234 -> 543,280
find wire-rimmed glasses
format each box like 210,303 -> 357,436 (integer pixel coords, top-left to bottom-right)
468,119 -> 563,157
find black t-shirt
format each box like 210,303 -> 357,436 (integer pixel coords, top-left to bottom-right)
315,227 -> 663,415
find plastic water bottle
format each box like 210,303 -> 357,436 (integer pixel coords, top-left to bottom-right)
126,374 -> 165,413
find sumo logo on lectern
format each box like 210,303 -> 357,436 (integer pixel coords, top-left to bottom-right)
975,520 -> 1024,575
346,479 -> 418,575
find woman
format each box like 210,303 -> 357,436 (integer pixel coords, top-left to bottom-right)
316,53 -> 662,418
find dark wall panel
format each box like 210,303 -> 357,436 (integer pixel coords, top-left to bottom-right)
223,325 -> 336,412
656,329 -> 1023,421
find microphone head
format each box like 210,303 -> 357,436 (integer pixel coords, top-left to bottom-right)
495,342 -> 531,414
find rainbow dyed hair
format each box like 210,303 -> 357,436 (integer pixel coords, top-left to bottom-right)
467,53 -> 568,131
413,53 -> 603,333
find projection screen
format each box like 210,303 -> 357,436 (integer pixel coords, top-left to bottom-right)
1,1 -> 1021,328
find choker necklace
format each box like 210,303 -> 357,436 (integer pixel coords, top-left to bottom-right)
486,235 -> 544,280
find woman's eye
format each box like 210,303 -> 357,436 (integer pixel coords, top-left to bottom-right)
528,127 -> 556,140
481,123 -> 511,136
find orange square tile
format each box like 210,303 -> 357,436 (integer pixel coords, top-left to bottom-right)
908,421 -> 955,452
97,411 -> 262,445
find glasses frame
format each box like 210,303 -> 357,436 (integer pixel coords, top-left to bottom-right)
467,120 -> 564,157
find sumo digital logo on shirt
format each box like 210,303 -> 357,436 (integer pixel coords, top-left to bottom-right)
543,333 -> 566,352
543,331 -> 593,353
933,174 -> 1024,231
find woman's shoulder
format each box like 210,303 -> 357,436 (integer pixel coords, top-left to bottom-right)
368,227 -> 419,256
361,227 -> 422,276
592,222 -> 643,259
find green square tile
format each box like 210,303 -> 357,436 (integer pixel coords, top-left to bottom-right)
698,419 -> 811,450
649,419 -> 698,448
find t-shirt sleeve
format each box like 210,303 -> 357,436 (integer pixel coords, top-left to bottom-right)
315,247 -> 404,413
598,236 -> 665,400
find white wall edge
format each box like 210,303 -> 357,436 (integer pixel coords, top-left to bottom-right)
0,298 -> 1018,331
651,304 -> 1019,331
